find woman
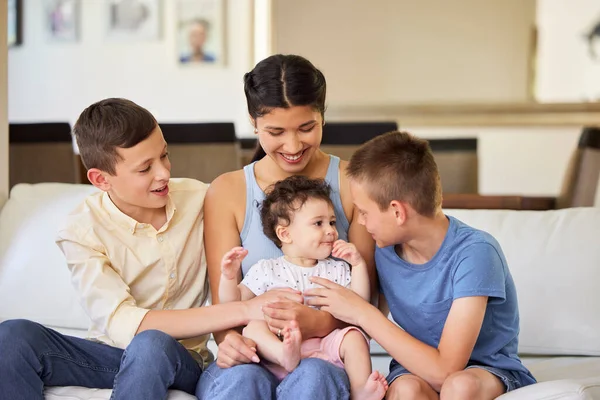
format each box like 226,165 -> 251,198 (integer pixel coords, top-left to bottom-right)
196,54 -> 376,399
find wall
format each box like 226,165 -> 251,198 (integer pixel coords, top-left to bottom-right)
8,0 -> 255,137
536,0 -> 600,102
403,126 -> 580,196
272,0 -> 589,197
0,0 -> 8,207
273,0 -> 536,105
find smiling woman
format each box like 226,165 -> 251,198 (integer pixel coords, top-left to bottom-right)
196,54 -> 377,400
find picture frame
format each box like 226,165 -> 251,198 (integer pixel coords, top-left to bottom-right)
8,0 -> 23,47
44,0 -> 80,42
176,0 -> 226,65
107,0 -> 162,41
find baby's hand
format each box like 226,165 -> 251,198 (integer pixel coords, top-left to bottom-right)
332,240 -> 364,267
221,247 -> 248,280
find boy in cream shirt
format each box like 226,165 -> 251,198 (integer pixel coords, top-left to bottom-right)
0,98 -> 275,400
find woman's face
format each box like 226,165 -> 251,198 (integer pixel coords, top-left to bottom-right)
255,105 -> 323,174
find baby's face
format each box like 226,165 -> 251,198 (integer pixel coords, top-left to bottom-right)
285,198 -> 338,259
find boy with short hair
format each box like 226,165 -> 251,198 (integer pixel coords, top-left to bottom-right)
0,98 -> 269,400
306,131 -> 536,399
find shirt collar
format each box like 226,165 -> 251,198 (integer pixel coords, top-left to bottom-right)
102,192 -> 177,234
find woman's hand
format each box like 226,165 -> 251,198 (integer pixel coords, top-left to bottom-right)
305,276 -> 374,327
215,330 -> 260,368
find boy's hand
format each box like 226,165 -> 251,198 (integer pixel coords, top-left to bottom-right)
332,239 -> 365,267
305,276 -> 374,326
221,247 -> 248,280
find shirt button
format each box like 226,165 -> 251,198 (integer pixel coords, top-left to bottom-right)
170,272 -> 175,279
157,235 -> 163,242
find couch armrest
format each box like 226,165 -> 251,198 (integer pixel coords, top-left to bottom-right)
442,194 -> 556,210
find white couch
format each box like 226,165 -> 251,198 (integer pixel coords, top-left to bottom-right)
1,183 -> 599,400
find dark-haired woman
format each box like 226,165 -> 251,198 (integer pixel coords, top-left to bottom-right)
196,54 -> 376,399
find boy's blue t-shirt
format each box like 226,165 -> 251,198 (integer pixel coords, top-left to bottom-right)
376,215 -> 534,380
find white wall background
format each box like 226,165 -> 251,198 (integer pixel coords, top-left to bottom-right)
6,0 -> 590,197
272,0 -> 586,197
8,0 -> 255,135
273,0 -> 536,105
536,0 -> 600,102
404,126 -> 581,196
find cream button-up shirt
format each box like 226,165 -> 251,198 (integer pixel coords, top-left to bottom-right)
56,178 -> 211,365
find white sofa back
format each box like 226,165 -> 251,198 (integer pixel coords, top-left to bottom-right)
1,183 -> 599,356
446,208 -> 600,356
0,183 -> 98,331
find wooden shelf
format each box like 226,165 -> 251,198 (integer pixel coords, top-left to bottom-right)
326,102 -> 600,127
442,194 -> 556,210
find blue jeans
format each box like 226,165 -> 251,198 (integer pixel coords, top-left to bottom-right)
0,319 -> 202,400
196,358 -> 350,400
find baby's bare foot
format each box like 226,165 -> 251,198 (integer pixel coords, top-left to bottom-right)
280,320 -> 302,372
354,371 -> 388,400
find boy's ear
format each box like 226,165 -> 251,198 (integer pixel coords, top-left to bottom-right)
389,200 -> 407,225
276,225 -> 292,245
87,168 -> 112,192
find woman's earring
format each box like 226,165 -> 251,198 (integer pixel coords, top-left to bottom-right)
322,121 -> 326,126
254,128 -> 258,134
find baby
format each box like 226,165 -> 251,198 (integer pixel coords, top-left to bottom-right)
219,175 -> 387,400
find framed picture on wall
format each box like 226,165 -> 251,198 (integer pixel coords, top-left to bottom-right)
8,0 -> 23,47
44,0 -> 80,42
176,0 -> 226,65
107,0 -> 162,40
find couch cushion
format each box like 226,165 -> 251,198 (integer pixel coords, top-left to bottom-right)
0,183 -> 98,329
445,208 -> 600,356
44,387 -> 195,400
497,377 -> 600,400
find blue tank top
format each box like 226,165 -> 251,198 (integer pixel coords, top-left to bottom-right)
240,155 -> 350,275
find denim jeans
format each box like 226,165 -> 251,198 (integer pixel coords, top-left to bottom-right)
196,358 -> 350,400
0,319 -> 202,400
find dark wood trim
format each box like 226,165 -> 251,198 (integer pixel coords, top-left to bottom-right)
442,194 -> 556,210
321,122 -> 398,144
9,123 -> 72,143
159,123 -> 236,143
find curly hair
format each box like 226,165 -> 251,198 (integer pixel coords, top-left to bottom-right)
260,175 -> 333,248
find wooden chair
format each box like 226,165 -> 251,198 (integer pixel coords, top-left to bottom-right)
430,138 -> 478,194
443,127 -> 600,210
9,123 -> 77,188
556,127 -> 600,208
320,121 -> 398,161
159,123 -> 240,183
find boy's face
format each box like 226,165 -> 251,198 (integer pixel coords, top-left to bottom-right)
350,180 -> 397,248
280,198 -> 338,259
101,126 -> 171,218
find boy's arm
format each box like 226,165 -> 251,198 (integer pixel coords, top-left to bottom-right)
356,295 -> 488,392
309,242 -> 505,391
57,234 -> 263,348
